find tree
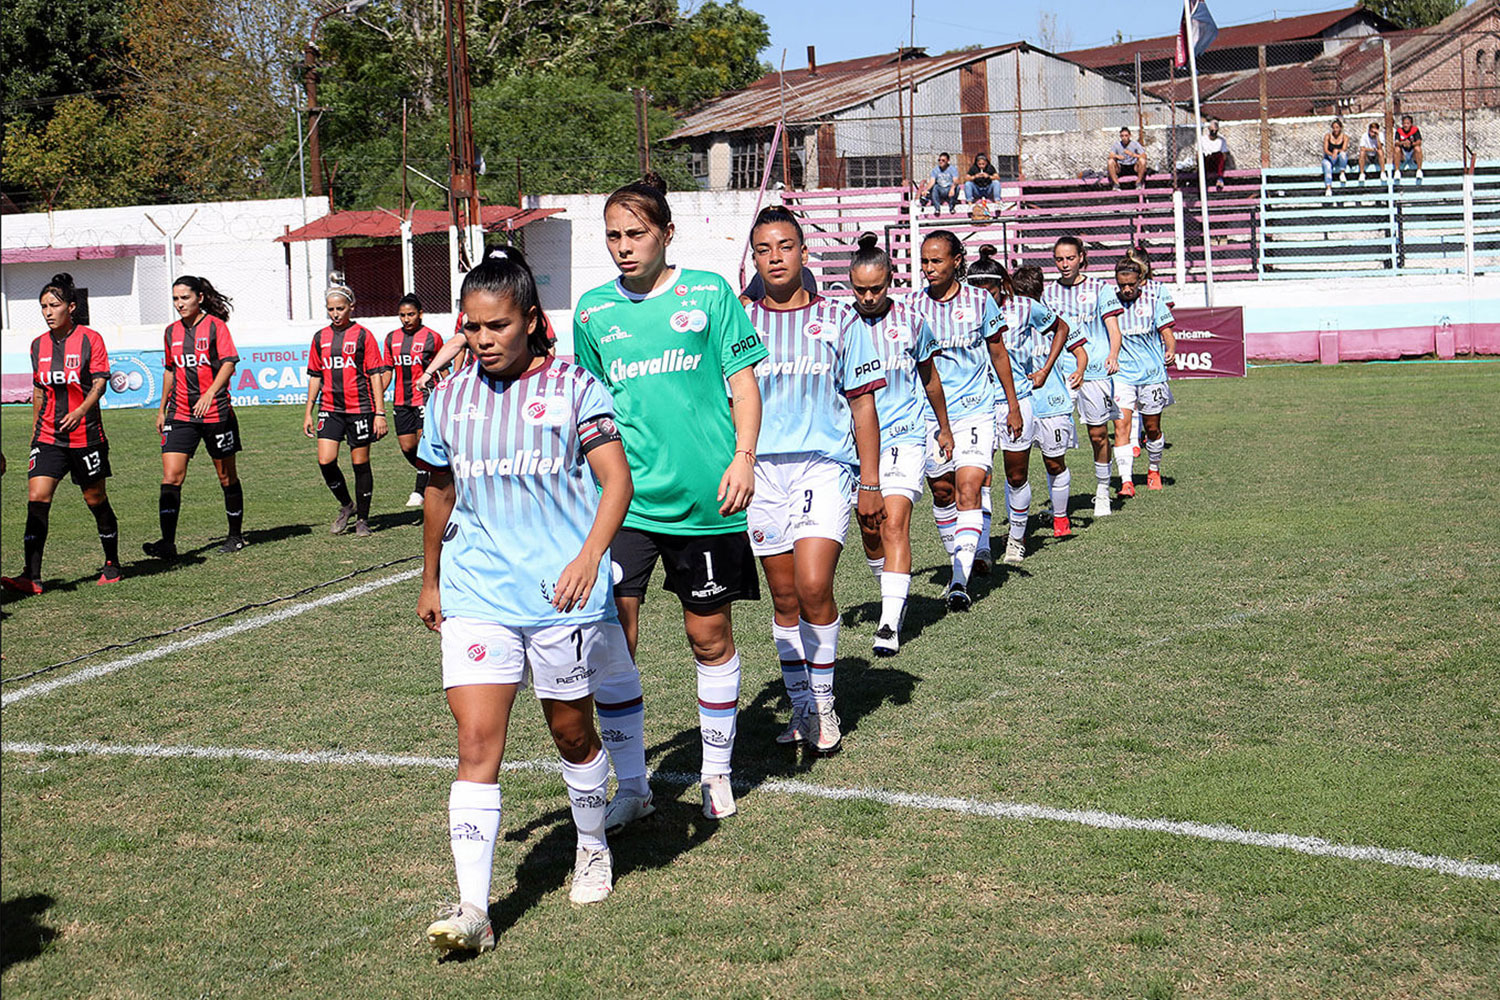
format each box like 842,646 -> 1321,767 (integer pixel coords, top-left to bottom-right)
1358,0 -> 1462,30
591,1 -> 771,110
1,0 -> 129,134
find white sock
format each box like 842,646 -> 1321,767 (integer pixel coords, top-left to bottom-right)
800,617 -> 840,710
1008,481 -> 1031,541
879,571 -> 910,631
1094,461 -> 1111,492
1147,435 -> 1164,470
932,502 -> 958,556
449,780 -> 501,910
560,751 -> 610,852
773,620 -> 810,712
697,653 -> 740,776
979,485 -> 992,552
866,556 -> 884,583
1048,469 -> 1071,517
1117,444 -> 1134,481
950,508 -> 983,586
594,662 -> 648,798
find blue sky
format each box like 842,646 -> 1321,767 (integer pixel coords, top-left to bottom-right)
734,0 -> 1370,64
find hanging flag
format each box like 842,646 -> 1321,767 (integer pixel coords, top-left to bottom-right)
1175,0 -> 1219,68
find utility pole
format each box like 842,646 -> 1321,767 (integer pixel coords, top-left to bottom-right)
445,0 -> 482,271
303,1 -> 374,199
634,88 -> 651,176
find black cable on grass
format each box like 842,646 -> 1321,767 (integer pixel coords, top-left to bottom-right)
1,555 -> 422,687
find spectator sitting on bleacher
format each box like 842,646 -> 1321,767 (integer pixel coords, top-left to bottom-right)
1395,114 -> 1424,183
1108,127 -> 1148,189
1358,122 -> 1386,182
1199,119 -> 1227,192
918,152 -> 960,213
964,153 -> 1000,203
1321,118 -> 1349,196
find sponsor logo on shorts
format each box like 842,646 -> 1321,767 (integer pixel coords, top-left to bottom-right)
467,643 -> 487,662
442,524 -> 459,542
690,581 -> 728,599
751,529 -> 765,543
28,448 -> 38,471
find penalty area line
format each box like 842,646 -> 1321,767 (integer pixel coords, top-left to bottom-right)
4,738 -> 1497,883
0,568 -> 423,709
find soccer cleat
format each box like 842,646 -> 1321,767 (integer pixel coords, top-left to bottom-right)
354,519 -> 373,537
872,624 -> 900,658
569,846 -> 613,905
96,563 -> 123,586
603,790 -> 655,835
1,574 -> 44,596
775,703 -> 812,745
811,703 -> 843,755
141,539 -> 178,560
217,535 -> 246,555
701,774 -> 737,819
973,549 -> 991,576
945,581 -> 971,612
1119,480 -> 1136,498
1002,537 -> 1025,567
425,902 -> 494,954
1147,469 -> 1163,491
330,504 -> 355,535
1093,493 -> 1112,518
406,491 -> 424,507
1052,515 -> 1072,538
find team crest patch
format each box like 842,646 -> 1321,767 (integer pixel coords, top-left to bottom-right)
578,309 -> 590,324
886,324 -> 910,342
64,353 -> 81,370
195,333 -> 211,352
342,340 -> 358,355
675,284 -> 688,297
804,320 -> 827,339
670,310 -> 693,333
522,396 -> 570,426
751,529 -> 765,543
467,643 -> 487,662
952,307 -> 972,324
688,309 -> 708,333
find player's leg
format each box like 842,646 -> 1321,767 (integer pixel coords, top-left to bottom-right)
595,529 -> 654,827
859,497 -> 885,584
684,604 -> 742,818
948,463 -> 989,609
761,550 -> 808,744
77,449 -> 120,583
398,430 -> 426,506
145,442 -> 190,559
316,421 -> 355,533
3,464 -> 61,593
1108,158 -> 1121,188
1114,383 -> 1138,497
873,493 -> 915,655
1144,412 -> 1165,489
212,452 -> 245,552
792,536 -> 844,755
1087,420 -> 1113,517
976,470 -> 993,575
925,419 -> 958,556
1136,159 -> 1148,185
349,431 -> 374,535
1000,444 -> 1032,566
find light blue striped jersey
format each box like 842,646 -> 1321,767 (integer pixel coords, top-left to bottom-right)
1115,286 -> 1176,386
1025,297 -> 1086,419
747,295 -> 886,466
858,299 -> 940,445
1145,278 -> 1176,310
907,284 -> 1006,423
994,296 -> 1065,403
1043,275 -> 1123,382
418,358 -> 617,627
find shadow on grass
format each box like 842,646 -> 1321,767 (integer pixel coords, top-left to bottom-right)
364,509 -> 423,532
1,893 -> 57,972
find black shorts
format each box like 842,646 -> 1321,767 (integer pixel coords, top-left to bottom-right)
393,404 -> 424,438
29,441 -> 111,486
162,414 -> 242,459
317,411 -> 376,448
611,527 -> 760,611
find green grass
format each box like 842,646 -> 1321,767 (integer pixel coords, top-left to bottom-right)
3,364 -> 1499,999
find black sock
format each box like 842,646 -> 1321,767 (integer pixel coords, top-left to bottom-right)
400,447 -> 422,470
414,468 -> 430,494
23,500 -> 51,579
222,481 -> 244,537
402,447 -> 429,495
352,462 -> 373,522
319,461 -> 352,506
158,483 -> 182,546
89,499 -> 120,566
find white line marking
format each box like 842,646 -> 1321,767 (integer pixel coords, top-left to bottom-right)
5,739 -> 1496,882
1,569 -> 423,708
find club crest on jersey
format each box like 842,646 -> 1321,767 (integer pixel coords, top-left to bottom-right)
674,284 -> 688,297
687,309 -> 708,333
64,353 -> 81,370
669,310 -> 693,333
522,395 -> 569,426
342,340 -> 358,355
466,643 -> 487,662
804,320 -> 829,339
195,333 -> 211,353
952,307 -> 972,324
886,324 -> 910,343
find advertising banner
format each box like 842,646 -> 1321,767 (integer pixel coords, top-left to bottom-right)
1168,306 -> 1246,378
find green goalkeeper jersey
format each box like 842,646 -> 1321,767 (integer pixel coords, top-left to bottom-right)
572,268 -> 767,535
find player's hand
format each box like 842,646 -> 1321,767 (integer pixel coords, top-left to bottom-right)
1006,409 -> 1024,442
415,374 -> 434,394
373,415 -> 389,441
191,396 -> 213,419
1030,370 -> 1047,388
551,555 -> 597,612
936,427 -> 954,462
1106,354 -> 1120,374
302,414 -> 316,438
1067,369 -> 1085,390
717,453 -> 755,516
417,582 -> 444,632
155,411 -> 166,434
856,487 -> 886,532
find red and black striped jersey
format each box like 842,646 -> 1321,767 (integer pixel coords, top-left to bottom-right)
307,323 -> 388,414
383,325 -> 443,407
163,314 -> 239,423
31,325 -> 110,448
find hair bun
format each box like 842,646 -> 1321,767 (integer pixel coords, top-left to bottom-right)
977,245 -> 997,260
856,232 -> 879,250
49,272 -> 76,289
639,170 -> 668,194
328,270 -> 346,285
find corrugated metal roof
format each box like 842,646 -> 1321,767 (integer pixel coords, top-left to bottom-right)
1063,6 -> 1384,68
275,205 -> 563,242
667,43 -> 1025,140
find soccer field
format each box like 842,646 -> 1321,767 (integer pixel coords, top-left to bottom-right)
2,363 -> 1498,999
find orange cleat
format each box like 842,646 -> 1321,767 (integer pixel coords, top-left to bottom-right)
1052,516 -> 1072,538
1119,480 -> 1136,498
1146,469 -> 1163,490
1,574 -> 43,596
96,563 -> 123,585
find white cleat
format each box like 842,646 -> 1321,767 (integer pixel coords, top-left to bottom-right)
872,624 -> 900,657
1093,492 -> 1112,518
1002,537 -> 1026,566
811,702 -> 843,755
569,846 -> 613,905
775,702 -> 813,745
701,774 -> 737,819
603,790 -> 655,835
426,902 -> 494,954
406,491 -> 424,507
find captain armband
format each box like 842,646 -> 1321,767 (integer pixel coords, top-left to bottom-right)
578,414 -> 623,455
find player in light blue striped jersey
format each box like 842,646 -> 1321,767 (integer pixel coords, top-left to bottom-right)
1112,259 -> 1176,493
909,231 -> 1024,611
1116,245 -> 1174,483
415,248 -> 637,954
968,248 -> 1082,566
744,206 -> 886,755
847,232 -> 953,657
1043,236 -> 1125,520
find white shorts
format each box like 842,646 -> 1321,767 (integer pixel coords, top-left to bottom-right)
1114,380 -> 1174,415
1071,379 -> 1121,426
880,437 -> 926,502
1035,414 -> 1078,458
994,395 -> 1037,453
440,617 -> 629,699
948,413 -> 995,471
747,453 -> 853,556
923,418 -> 954,478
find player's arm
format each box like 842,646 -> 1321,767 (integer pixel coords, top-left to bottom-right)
157,369 -> 176,432
1103,312 -> 1124,374
1160,324 -> 1176,368
1034,316 -> 1070,387
916,357 -> 953,460
303,375 -> 322,437
985,337 -> 1024,441
61,374 -> 108,432
850,392 -> 885,531
30,385 -> 43,440
415,335 -> 468,391
193,360 -> 237,419
371,370 -> 389,440
719,366 -> 761,516
552,423 -> 633,613
417,468 -> 455,632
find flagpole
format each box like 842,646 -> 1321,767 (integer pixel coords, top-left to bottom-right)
1184,0 -> 1216,307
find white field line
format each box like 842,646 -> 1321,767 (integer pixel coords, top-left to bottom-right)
0,568 -> 423,708
5,739 -> 1497,883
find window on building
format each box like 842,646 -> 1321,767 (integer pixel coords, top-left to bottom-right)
688,149 -> 710,188
730,138 -> 767,189
845,155 -> 904,188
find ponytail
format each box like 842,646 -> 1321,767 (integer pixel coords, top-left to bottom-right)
967,244 -> 1012,299
849,231 -> 890,276
173,275 -> 233,320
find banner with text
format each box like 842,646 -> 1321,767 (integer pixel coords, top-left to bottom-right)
1168,307 -> 1245,378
